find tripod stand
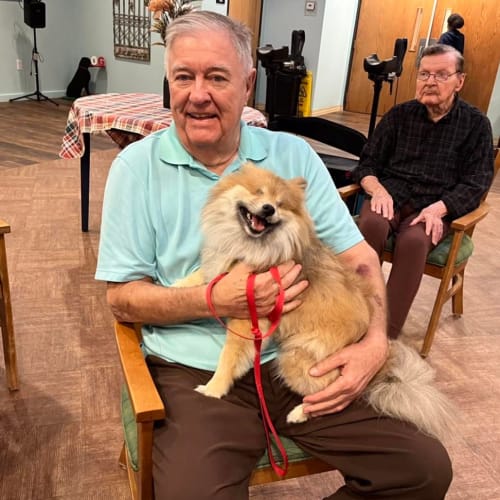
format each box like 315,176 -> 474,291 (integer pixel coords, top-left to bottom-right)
10,27 -> 58,106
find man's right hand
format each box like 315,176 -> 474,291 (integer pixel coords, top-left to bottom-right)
360,175 -> 394,220
210,261 -> 308,319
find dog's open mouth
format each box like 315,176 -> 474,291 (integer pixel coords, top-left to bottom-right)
238,204 -> 277,236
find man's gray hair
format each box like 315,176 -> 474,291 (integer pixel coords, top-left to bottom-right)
420,43 -> 464,73
164,11 -> 254,75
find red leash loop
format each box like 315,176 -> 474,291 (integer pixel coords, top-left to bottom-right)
205,268 -> 288,477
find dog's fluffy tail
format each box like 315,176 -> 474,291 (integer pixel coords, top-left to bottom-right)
364,340 -> 456,441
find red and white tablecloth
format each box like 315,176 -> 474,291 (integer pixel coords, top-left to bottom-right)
59,92 -> 268,159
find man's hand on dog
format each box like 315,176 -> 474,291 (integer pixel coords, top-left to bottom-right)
210,260 -> 309,319
302,334 -> 389,415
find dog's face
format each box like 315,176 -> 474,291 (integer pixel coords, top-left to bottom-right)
205,163 -> 307,239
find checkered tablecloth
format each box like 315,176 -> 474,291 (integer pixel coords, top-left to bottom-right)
59,92 -> 268,159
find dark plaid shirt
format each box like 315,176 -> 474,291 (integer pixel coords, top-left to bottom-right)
353,98 -> 494,220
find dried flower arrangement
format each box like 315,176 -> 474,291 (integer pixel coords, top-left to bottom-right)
145,0 -> 201,46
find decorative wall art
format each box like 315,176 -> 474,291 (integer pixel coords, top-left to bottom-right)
113,0 -> 151,61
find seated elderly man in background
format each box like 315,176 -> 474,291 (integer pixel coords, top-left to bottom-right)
353,43 -> 494,340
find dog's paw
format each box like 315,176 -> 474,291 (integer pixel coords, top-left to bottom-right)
194,384 -> 225,399
286,404 -> 309,424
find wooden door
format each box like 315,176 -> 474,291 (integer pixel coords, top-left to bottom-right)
346,0 -> 500,115
430,0 -> 500,112
346,0 -> 435,115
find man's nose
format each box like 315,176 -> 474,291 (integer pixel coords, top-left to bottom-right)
190,77 -> 210,102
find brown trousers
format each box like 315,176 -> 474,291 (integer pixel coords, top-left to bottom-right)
357,200 -> 451,339
147,355 -> 452,500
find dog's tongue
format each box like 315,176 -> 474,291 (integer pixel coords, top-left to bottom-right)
251,215 -> 266,232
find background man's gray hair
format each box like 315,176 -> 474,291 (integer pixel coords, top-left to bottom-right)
164,11 -> 254,76
420,43 -> 464,73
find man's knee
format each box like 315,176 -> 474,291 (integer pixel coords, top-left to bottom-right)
407,437 -> 453,498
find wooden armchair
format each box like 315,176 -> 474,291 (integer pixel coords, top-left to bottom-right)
0,219 -> 18,391
115,321 -> 334,500
338,149 -> 499,357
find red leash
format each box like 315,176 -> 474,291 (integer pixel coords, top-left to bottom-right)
206,268 -> 289,477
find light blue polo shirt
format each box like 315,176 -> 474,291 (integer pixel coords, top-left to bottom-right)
95,121 -> 363,370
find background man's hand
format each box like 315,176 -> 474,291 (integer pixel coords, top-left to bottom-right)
410,201 -> 448,245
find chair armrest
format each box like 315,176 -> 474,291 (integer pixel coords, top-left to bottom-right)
337,183 -> 361,201
450,202 -> 490,232
0,219 -> 11,234
114,321 -> 165,423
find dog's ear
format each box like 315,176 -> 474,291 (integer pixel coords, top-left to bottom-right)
289,176 -> 307,192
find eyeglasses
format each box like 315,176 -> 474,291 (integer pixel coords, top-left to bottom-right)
416,71 -> 460,82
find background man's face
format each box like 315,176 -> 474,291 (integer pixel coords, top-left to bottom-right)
416,53 -> 465,109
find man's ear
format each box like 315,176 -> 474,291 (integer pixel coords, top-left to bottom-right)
455,72 -> 466,93
246,68 -> 257,98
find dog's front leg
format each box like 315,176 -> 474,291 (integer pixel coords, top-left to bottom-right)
196,318 -> 263,398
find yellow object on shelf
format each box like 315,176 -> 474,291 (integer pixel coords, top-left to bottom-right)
297,70 -> 313,117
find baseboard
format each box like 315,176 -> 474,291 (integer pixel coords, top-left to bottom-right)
311,105 -> 343,116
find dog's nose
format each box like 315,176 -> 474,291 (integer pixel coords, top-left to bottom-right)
260,204 -> 275,217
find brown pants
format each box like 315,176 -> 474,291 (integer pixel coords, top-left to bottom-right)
357,200 -> 450,339
147,355 -> 452,500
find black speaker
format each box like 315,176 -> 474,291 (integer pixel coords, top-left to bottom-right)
24,1 -> 46,29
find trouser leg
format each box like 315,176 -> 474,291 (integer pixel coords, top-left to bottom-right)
357,199 -> 392,261
386,207 -> 434,338
147,355 -> 268,500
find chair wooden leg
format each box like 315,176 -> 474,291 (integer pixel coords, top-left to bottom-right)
119,442 -> 127,470
0,236 -> 18,391
451,272 -> 464,315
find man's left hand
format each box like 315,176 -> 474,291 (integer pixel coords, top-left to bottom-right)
410,201 -> 448,245
302,335 -> 388,416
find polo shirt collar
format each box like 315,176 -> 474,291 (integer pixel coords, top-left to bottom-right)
158,121 -> 268,172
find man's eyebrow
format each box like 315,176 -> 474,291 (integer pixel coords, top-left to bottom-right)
170,64 -> 231,74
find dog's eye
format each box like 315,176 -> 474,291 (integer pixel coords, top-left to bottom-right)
255,188 -> 264,195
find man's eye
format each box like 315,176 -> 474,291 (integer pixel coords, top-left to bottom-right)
174,74 -> 192,81
436,72 -> 448,79
210,75 -> 227,83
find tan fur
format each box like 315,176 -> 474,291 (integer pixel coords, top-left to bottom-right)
189,163 -> 455,440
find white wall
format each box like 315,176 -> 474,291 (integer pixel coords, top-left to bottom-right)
314,0 -> 358,112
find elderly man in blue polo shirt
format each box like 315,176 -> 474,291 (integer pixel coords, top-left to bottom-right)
96,11 -> 452,500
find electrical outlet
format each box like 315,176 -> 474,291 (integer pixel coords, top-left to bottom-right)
16,59 -> 23,71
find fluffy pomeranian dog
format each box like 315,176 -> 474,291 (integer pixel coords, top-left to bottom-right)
178,162 -> 454,440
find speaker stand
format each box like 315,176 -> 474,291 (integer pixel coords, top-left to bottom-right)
9,28 -> 58,106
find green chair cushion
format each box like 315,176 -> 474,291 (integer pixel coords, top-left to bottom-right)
121,385 -> 312,473
256,435 -> 312,469
121,384 -> 139,472
385,233 -> 474,267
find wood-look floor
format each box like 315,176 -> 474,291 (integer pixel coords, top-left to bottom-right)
0,99 -> 499,499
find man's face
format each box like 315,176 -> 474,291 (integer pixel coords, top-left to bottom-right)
167,30 -> 256,153
415,52 -> 465,109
